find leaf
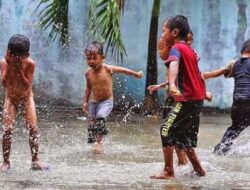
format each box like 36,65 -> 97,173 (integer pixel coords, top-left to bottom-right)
35,0 -> 69,46
88,0 -> 127,62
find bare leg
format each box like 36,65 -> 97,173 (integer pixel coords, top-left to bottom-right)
24,95 -> 48,171
1,97 -> 17,172
92,119 -> 105,153
175,147 -> 188,166
93,134 -> 103,154
185,148 -> 205,176
150,146 -> 175,179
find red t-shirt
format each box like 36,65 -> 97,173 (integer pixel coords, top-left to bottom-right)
165,41 -> 205,102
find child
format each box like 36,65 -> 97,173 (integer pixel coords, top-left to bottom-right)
83,41 -> 143,153
0,34 -> 48,171
149,33 -> 211,166
147,37 -> 172,119
185,30 -> 200,61
148,37 -> 187,166
203,39 -> 250,155
148,31 -> 211,114
151,15 -> 206,179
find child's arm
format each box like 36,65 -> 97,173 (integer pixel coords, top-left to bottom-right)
202,68 -> 225,80
82,72 -> 91,113
200,73 -> 213,102
168,61 -> 181,97
18,60 -> 35,88
147,81 -> 168,95
0,60 -> 7,87
202,60 -> 236,80
2,66 -> 12,88
148,68 -> 170,94
109,65 -> 143,78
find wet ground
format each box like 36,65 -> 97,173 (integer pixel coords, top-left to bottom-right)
0,108 -> 250,190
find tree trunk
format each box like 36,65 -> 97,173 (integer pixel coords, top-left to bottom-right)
143,0 -> 161,114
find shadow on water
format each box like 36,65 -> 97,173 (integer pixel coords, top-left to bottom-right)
0,108 -> 250,190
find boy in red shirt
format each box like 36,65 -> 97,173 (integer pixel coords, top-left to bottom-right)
151,15 -> 206,179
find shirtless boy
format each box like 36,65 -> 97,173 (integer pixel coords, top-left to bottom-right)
83,41 -> 143,153
0,34 -> 48,171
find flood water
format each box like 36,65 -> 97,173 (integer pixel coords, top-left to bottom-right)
0,108 -> 250,190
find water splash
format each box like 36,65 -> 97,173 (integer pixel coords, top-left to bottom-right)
121,103 -> 141,124
77,116 -> 87,121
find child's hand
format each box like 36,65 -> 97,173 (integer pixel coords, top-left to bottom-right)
169,83 -> 181,97
5,54 -> 22,67
205,91 -> 213,102
82,102 -> 88,113
5,54 -> 12,65
136,71 -> 143,79
147,84 -> 160,94
202,72 -> 211,80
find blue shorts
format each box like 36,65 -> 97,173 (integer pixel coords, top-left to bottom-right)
88,99 -> 113,121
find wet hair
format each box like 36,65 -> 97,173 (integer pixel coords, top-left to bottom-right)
85,41 -> 104,56
8,34 -> 30,56
241,39 -> 250,54
164,15 -> 190,40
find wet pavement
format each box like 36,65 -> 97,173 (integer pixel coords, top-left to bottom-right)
0,108 -> 250,190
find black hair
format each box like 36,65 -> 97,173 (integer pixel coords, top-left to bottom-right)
241,39 -> 250,54
164,15 -> 190,40
8,34 -> 30,56
85,41 -> 104,55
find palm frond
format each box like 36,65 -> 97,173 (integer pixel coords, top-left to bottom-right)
36,0 -> 69,46
88,0 -> 127,62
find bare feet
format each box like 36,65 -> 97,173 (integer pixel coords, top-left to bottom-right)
0,162 -> 10,172
31,161 -> 50,171
92,142 -> 103,154
194,166 -> 206,176
150,171 -> 175,179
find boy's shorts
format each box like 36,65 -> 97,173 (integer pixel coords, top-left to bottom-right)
160,101 -> 203,148
162,96 -> 175,119
88,99 -> 113,121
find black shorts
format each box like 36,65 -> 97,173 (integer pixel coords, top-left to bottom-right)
162,96 -> 175,119
160,101 -> 203,148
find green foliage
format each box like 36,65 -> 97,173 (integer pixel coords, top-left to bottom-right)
36,0 -> 69,46
88,0 -> 127,62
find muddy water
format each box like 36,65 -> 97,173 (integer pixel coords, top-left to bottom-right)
0,109 -> 249,190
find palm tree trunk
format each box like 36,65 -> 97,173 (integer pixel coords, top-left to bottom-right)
143,0 -> 161,114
